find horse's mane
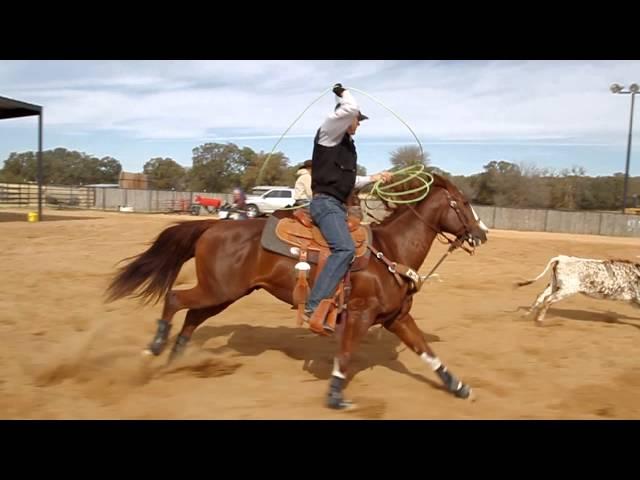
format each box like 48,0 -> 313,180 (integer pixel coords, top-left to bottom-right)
363,172 -> 452,226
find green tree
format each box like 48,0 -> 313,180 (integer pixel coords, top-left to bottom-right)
551,166 -> 587,210
143,157 -> 186,190
449,174 -> 475,199
585,174 -> 625,210
0,151 -> 37,182
389,145 -> 430,169
473,160 -> 521,205
96,156 -> 122,183
0,148 -> 121,185
517,162 -> 553,209
241,151 -> 290,190
187,142 -> 253,192
280,164 -> 299,188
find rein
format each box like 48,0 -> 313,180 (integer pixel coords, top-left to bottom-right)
369,184 -> 477,290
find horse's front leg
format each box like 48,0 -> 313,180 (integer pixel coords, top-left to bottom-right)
327,305 -> 373,410
386,313 -> 472,399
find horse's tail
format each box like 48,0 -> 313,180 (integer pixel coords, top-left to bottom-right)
106,220 -> 217,304
515,256 -> 562,287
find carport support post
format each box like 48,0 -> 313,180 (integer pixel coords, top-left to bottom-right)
37,110 -> 43,221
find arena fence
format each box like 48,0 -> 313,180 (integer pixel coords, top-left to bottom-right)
2,182 -> 639,237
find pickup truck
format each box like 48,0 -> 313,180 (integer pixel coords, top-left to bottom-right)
245,186 -> 296,217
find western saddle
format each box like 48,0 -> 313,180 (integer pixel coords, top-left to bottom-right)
267,208 -> 371,335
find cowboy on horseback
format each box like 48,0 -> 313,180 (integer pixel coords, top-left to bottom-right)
106,83 -> 488,412
302,83 -> 393,328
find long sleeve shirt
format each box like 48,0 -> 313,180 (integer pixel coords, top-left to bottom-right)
316,90 -> 373,189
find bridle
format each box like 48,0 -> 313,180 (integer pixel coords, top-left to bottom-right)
407,187 -> 478,256
366,183 -> 483,288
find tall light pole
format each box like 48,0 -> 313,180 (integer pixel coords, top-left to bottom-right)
610,82 -> 638,213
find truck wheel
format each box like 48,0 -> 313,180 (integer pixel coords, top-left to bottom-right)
246,204 -> 259,218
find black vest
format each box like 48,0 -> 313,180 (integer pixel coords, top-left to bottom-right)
310,129 -> 357,204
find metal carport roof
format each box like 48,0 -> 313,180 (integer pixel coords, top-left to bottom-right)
0,95 -> 44,219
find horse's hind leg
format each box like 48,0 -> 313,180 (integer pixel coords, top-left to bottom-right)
168,303 -> 232,363
386,314 -> 471,399
147,285 -> 218,356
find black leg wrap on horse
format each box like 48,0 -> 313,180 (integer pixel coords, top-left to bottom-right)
327,375 -> 352,410
149,319 -> 172,356
169,334 -> 190,362
435,365 -> 471,399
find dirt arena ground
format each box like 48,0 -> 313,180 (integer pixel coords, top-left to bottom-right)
1,208 -> 639,419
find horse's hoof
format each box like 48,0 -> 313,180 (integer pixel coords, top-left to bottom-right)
148,342 -> 166,356
167,349 -> 183,364
327,397 -> 355,410
141,349 -> 153,357
167,335 -> 190,363
148,319 -> 172,356
454,384 -> 472,399
327,375 -> 351,409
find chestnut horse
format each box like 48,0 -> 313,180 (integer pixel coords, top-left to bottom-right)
106,174 -> 488,409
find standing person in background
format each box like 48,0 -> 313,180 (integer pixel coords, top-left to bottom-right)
293,159 -> 313,206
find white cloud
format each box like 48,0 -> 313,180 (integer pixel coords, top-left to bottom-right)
1,60 -> 638,144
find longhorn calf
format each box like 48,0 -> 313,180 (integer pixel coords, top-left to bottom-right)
516,255 -> 640,323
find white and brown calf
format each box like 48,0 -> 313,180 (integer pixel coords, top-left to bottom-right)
516,255 -> 640,323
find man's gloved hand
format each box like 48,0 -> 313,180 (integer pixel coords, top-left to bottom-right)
379,171 -> 393,183
332,83 -> 346,97
371,171 -> 393,184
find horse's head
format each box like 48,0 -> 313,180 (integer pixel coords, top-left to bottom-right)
373,171 -> 488,250
433,176 -> 488,248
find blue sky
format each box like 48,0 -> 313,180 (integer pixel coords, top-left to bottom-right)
1,60 -> 638,177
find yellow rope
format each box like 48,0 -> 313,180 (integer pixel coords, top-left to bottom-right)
369,164 -> 434,204
256,85 -> 433,209
255,86 -> 332,187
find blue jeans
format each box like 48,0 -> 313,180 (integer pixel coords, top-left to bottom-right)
305,194 -> 356,312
